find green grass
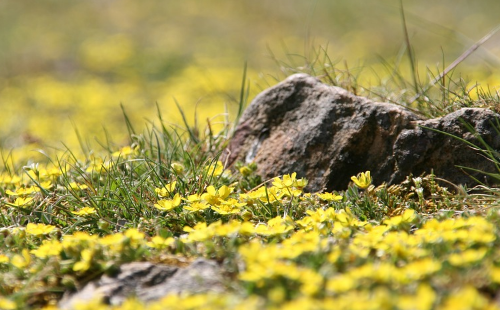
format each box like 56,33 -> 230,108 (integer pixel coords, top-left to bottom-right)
1,28 -> 500,309
1,73 -> 500,309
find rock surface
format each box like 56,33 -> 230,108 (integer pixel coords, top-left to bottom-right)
59,258 -> 224,309
224,74 -> 500,191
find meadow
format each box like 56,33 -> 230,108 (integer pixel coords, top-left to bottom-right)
1,1 -> 500,309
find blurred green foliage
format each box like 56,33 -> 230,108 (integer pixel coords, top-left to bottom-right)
0,0 -> 499,159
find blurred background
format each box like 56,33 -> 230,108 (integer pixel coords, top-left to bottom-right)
0,0 -> 499,160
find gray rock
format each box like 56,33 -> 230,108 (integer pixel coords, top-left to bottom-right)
394,108 -> 500,187
58,258 -> 224,309
224,74 -> 500,191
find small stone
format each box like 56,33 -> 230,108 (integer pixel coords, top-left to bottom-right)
58,259 -> 224,309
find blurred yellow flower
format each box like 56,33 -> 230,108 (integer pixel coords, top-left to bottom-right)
171,162 -> 185,174
254,216 -> 294,236
239,166 -> 252,177
98,233 -> 125,252
40,181 -> 53,189
86,160 -> 114,173
490,266 -> 500,284
326,275 -> 357,293
397,284 -> 436,310
437,286 -> 488,310
0,297 -> 16,310
11,249 -> 31,269
0,254 -> 9,264
448,248 -> 488,267
62,231 -> 98,249
31,240 -> 63,258
0,174 -> 21,186
403,258 -> 441,281
213,220 -> 246,237
73,249 -> 94,272
5,186 -> 39,196
80,34 -> 134,71
183,222 -> 217,242
69,182 -> 88,190
146,236 -> 174,249
384,209 -> 416,227
112,145 -> 137,157
26,223 -> 56,235
124,228 -> 145,242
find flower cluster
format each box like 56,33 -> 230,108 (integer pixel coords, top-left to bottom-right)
2,155 -> 500,310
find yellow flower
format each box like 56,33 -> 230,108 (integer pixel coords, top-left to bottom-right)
294,178 -> 308,189
223,198 -> 246,206
146,236 -> 174,249
154,193 -> 181,211
0,254 -> 9,264
31,240 -> 63,258
239,166 -> 252,177
186,193 -> 202,202
112,145 -> 136,157
438,286 -> 488,310
98,233 -> 125,252
69,182 -> 88,190
317,192 -> 343,202
45,167 -> 63,178
202,185 -> 233,205
0,297 -> 16,310
403,258 -> 441,281
254,216 -> 294,236
204,161 -> 224,176
12,197 -> 34,207
124,228 -> 145,244
326,275 -> 357,293
11,249 -> 31,269
213,220 -> 245,237
39,180 -> 53,189
184,201 -> 210,212
26,223 -> 56,235
297,208 -> 337,227
397,284 -> 436,310
211,204 -> 241,215
155,181 -> 177,197
448,248 -> 488,267
62,231 -> 98,249
72,207 -> 97,216
351,171 -> 372,189
0,174 -> 21,186
282,188 -> 303,197
299,269 -> 323,296
272,173 -> 297,189
490,266 -> 500,284
5,186 -> 39,196
171,162 -> 185,174
73,249 -> 94,272
183,222 -> 217,242
384,209 -> 416,227
86,159 -> 113,173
